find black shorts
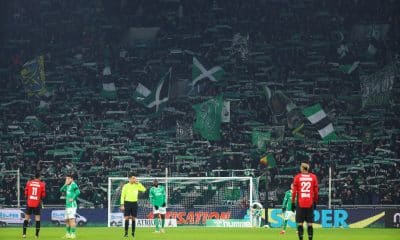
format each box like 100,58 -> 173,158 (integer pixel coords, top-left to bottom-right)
124,202 -> 138,217
295,207 -> 314,223
26,206 -> 41,215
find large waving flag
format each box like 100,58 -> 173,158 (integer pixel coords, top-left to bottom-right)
303,103 -> 338,143
193,96 -> 223,141
191,57 -> 224,87
133,68 -> 171,112
20,56 -> 46,96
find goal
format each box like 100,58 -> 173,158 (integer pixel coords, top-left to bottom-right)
107,177 -> 259,227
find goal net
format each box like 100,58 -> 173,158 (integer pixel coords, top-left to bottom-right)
107,177 -> 259,227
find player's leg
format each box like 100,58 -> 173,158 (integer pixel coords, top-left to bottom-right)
280,211 -> 289,234
160,214 -> 166,232
295,207 -> 305,240
69,217 -> 77,239
34,206 -> 41,238
123,216 -> 130,237
160,207 -> 166,233
306,208 -> 314,240
65,208 -> 74,238
22,208 -> 31,238
65,219 -> 71,239
153,207 -> 160,232
131,202 -> 138,237
123,203 -> 131,237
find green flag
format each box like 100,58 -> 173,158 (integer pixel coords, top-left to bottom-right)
252,129 -> 271,151
193,96 -> 223,141
133,68 -> 171,112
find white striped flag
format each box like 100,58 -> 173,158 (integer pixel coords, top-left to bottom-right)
303,103 -> 338,143
191,57 -> 224,87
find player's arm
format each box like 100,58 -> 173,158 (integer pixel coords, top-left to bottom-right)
313,175 -> 319,206
120,184 -> 126,209
24,182 -> 29,198
282,192 -> 288,212
60,184 -> 67,192
41,182 -> 46,199
291,176 -> 298,204
137,182 -> 146,192
162,186 -> 166,207
73,184 -> 81,199
149,188 -> 154,204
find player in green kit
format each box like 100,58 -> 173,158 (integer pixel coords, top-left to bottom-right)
280,184 -> 295,235
149,179 -> 166,233
60,174 -> 80,239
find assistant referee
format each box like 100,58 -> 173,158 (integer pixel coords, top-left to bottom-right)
120,174 -> 146,238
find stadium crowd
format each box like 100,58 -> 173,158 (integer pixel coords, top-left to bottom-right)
0,0 -> 400,208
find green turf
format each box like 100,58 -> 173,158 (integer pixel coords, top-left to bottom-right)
1,227 -> 399,240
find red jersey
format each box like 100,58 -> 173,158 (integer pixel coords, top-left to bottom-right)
292,173 -> 318,208
25,179 -> 46,208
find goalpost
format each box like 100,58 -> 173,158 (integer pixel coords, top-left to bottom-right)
107,176 -> 259,227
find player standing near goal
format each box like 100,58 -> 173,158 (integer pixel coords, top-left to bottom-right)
149,179 -> 167,233
291,163 -> 318,240
22,173 -> 46,238
120,174 -> 146,238
280,184 -> 295,235
60,174 -> 80,239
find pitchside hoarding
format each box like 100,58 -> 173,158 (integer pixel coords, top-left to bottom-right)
1,207 -> 398,228
268,208 -> 393,228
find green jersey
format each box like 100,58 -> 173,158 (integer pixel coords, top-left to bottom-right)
282,190 -> 293,210
149,185 -> 166,207
60,181 -> 80,208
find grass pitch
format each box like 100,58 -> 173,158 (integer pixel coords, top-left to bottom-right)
1,227 -> 399,240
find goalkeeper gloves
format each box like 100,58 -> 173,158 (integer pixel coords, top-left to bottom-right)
162,202 -> 166,207
291,204 -> 295,212
154,205 -> 159,210
282,208 -> 286,213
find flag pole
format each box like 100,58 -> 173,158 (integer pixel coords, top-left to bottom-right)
328,142 -> 332,209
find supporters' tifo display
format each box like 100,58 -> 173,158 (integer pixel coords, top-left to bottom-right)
0,0 -> 399,239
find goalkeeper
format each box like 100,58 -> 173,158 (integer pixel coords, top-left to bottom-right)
149,179 -> 167,233
280,184 -> 295,235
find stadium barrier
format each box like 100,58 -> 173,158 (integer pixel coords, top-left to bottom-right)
268,207 -> 400,228
0,207 -> 399,228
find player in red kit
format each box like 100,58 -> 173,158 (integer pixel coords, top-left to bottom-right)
291,163 -> 318,240
22,173 -> 46,238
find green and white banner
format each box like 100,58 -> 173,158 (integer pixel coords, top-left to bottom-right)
303,103 -> 337,143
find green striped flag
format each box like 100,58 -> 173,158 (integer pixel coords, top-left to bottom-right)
303,103 -> 337,143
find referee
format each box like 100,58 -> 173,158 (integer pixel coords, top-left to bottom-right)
120,174 -> 146,238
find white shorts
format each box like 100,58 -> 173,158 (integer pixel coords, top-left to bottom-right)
65,208 -> 77,219
283,210 -> 295,221
153,206 -> 166,215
